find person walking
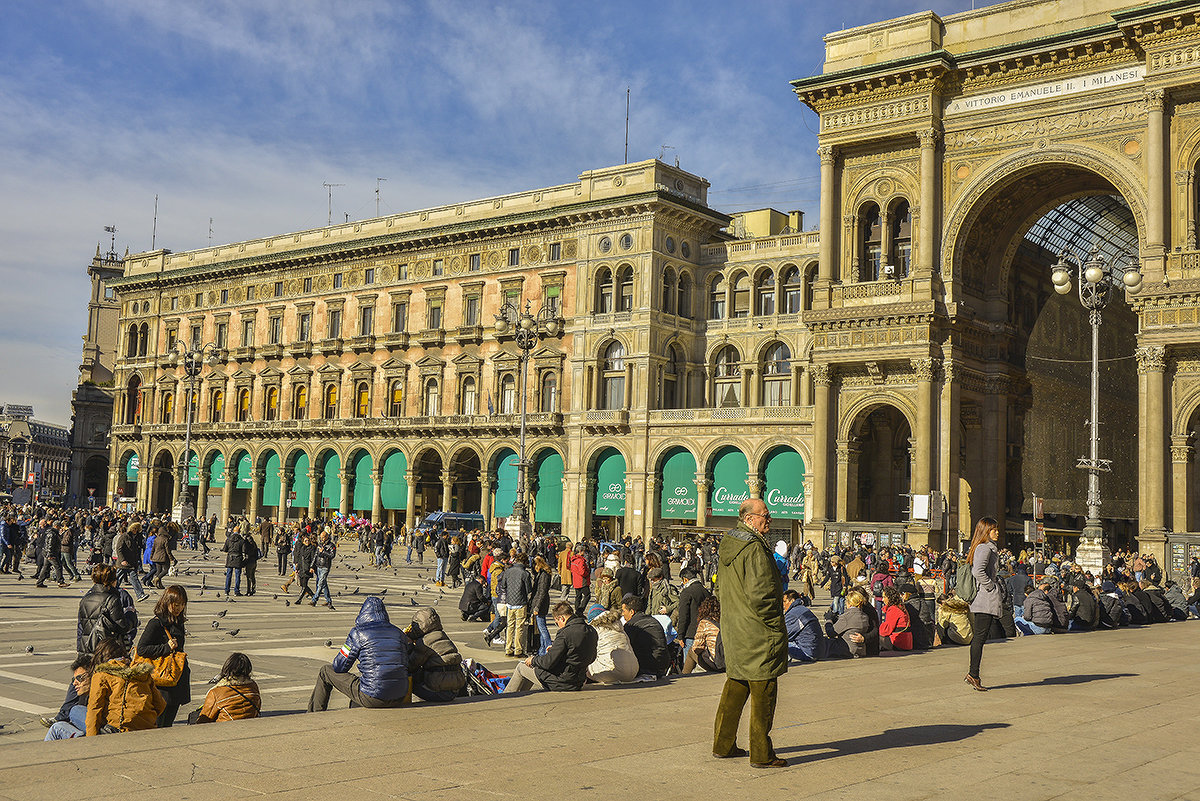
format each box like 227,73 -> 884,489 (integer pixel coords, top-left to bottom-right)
712,498 -> 788,768
965,517 -> 1001,691
311,530 -> 336,609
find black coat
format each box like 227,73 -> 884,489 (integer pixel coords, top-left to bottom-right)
136,616 -> 191,705
675,580 -> 710,641
222,535 -> 245,569
531,614 -> 597,690
614,565 -> 644,599
1069,588 -> 1099,629
530,570 -> 552,617
77,583 -> 133,657
294,541 -> 317,575
623,612 -> 671,678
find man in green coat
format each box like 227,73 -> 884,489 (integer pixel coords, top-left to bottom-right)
712,497 -> 788,768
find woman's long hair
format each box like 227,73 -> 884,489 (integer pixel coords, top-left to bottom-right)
967,517 -> 999,565
154,585 -> 188,625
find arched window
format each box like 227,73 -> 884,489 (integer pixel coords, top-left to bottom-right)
236,388 -> 250,422
265,387 -> 279,421
756,270 -> 776,316
460,376 -> 477,415
293,385 -> 308,420
601,341 -> 626,410
423,378 -> 440,416
859,202 -> 882,282
709,276 -> 727,320
355,382 -> 370,418
714,345 -> 741,407
677,272 -> 692,318
662,267 -> 677,315
210,389 -> 224,423
782,267 -> 803,314
889,200 -> 911,278
323,384 -> 339,419
540,372 -> 558,413
126,324 -> 138,358
662,345 -> 682,410
159,392 -> 174,425
596,268 -> 614,313
389,380 -> 404,416
731,272 -> 751,318
762,342 -> 792,407
617,266 -> 634,311
500,374 -> 517,414
137,323 -> 149,357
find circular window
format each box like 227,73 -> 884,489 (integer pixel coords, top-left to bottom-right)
619,233 -> 633,250
598,236 -> 612,253
681,241 -> 691,259
674,179 -> 684,191
665,236 -> 676,254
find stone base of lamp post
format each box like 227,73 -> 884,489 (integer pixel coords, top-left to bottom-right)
1074,521 -> 1110,575
503,514 -> 532,540
171,499 -> 195,524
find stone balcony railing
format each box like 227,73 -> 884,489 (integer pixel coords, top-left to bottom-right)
647,405 -> 812,424
701,231 -> 820,265
112,412 -> 565,441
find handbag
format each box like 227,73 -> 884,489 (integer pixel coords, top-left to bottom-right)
133,649 -> 187,687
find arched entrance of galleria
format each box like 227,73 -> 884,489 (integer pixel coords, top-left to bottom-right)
793,0 -> 1200,570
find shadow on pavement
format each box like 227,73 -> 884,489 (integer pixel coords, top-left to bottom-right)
777,723 -> 1010,762
988,673 -> 1137,690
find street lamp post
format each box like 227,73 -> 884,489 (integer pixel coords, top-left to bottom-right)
168,341 -> 222,521
493,299 -> 563,535
1049,246 -> 1142,572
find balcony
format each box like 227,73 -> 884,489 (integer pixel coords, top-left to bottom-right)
416,328 -> 445,348
258,343 -> 284,360
317,338 -> 343,355
128,411 -> 566,441
647,405 -> 812,425
287,341 -> 312,358
347,335 -> 376,353
234,346 -> 255,361
454,325 -> 483,345
581,408 -> 629,433
381,332 -> 409,350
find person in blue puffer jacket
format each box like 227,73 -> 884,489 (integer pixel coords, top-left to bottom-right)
307,596 -> 411,711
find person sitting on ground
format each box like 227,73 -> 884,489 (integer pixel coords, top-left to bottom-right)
585,604 -> 639,684
1097,580 -> 1129,628
189,652 -> 260,723
406,607 -> 466,702
646,566 -> 678,619
898,583 -> 933,650
935,593 -> 974,645
42,657 -> 92,740
77,564 -> 135,659
85,637 -> 165,736
782,589 -> 826,663
458,573 -> 491,622
683,596 -> 724,673
621,593 -> 671,679
1119,580 -> 1150,623
1015,577 -> 1059,635
503,601 -> 598,693
1067,577 -> 1100,631
1162,580 -> 1189,621
826,589 -> 872,658
1139,580 -> 1174,623
308,596 -> 410,712
878,585 -> 913,651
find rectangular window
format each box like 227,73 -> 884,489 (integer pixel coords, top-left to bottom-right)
303,277 -> 313,293
398,263 -> 408,280
298,312 -> 311,342
215,322 -> 227,349
549,242 -> 561,261
465,296 -> 480,326
505,288 -> 521,307
195,292 -> 203,308
191,325 -> 202,348
248,286 -> 257,301
333,273 -> 343,289
274,281 -> 284,297
328,309 -> 342,339
508,248 -> 520,267
433,259 -> 444,277
104,285 -> 114,300
392,302 -> 407,332
269,316 -> 282,345
166,329 -> 177,350
365,268 -> 375,285
545,286 -> 561,317
221,289 -> 229,304
170,296 -> 179,311
469,253 -> 481,272
242,319 -> 254,347
359,306 -> 374,336
428,301 -> 442,330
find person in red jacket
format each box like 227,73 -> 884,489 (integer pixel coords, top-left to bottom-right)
569,544 -> 591,612
878,586 -> 913,651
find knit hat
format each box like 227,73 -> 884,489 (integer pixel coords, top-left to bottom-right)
585,602 -> 607,623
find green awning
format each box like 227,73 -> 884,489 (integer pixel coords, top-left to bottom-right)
710,448 -> 749,517
660,448 -> 698,519
187,453 -> 199,487
764,448 -> 805,520
290,453 -> 310,508
124,453 -> 140,482
533,450 -> 563,523
381,451 -> 407,510
235,453 -> 253,490
493,450 -> 519,518
320,453 -> 341,510
594,449 -> 626,516
209,454 -> 226,489
351,452 -> 373,512
262,452 -> 282,507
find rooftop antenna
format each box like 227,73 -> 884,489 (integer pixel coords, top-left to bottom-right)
624,87 -> 630,164
323,182 -> 344,226
344,212 -> 350,223
375,177 -> 387,217
208,217 -> 214,244
151,195 -> 159,250
103,225 -> 117,259
659,144 -> 674,161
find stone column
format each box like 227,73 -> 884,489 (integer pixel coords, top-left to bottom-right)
196,471 -> 210,520
137,463 -> 151,512
795,365 -> 806,407
809,364 -> 835,523
404,470 -> 417,532
220,474 -> 233,535
835,438 -> 858,522
248,469 -> 262,522
635,475 -> 653,544
1146,89 -> 1167,262
481,476 -> 493,531
1137,346 -> 1168,536
981,375 -> 1009,530
106,467 -> 120,508
817,145 -> 836,288
916,128 -> 940,275
1171,435 -> 1193,533
623,364 -> 633,409
371,469 -> 384,526
695,477 -> 710,528
307,469 -> 320,519
441,469 -> 454,513
911,357 -> 938,499
745,367 -> 757,408
277,468 -> 291,523
747,475 -> 763,503
338,469 -> 351,516
580,477 -> 596,543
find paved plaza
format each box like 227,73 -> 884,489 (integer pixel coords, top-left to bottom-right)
1,549 -> 1200,799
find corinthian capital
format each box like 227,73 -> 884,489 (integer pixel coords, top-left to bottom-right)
811,363 -> 835,387
818,144 -> 836,165
1146,88 -> 1166,112
910,357 -> 939,382
916,128 -> 942,149
1135,345 -> 1166,374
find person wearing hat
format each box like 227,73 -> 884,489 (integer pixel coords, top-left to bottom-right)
1097,580 -> 1129,628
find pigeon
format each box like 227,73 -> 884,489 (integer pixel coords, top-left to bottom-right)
352,587 -> 360,595
285,600 -> 291,607
227,629 -> 240,637
198,590 -> 204,597
410,597 -> 418,606
25,645 -> 34,654
15,573 -> 22,581
211,621 -> 220,629
272,594 -> 278,600
200,575 -> 207,589
325,639 -> 333,647
215,609 -> 227,618
379,589 -> 387,596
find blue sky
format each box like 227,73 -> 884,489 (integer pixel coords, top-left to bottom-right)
0,0 -> 975,424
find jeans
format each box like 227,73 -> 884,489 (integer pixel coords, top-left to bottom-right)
1014,614 -> 1052,635
118,567 -> 145,598
45,721 -> 83,740
36,556 -> 63,585
375,546 -> 385,567
224,567 -> 242,595
313,567 -> 333,606
277,550 -> 290,576
534,614 -> 552,656
435,557 -> 447,584
406,545 -> 413,563
830,594 -> 846,616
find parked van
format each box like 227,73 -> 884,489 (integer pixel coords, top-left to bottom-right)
416,511 -> 485,537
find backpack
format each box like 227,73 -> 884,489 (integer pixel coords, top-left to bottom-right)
956,557 -> 978,603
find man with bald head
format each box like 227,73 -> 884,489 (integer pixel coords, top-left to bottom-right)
712,498 -> 788,768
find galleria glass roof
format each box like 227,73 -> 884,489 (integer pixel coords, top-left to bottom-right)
1022,194 -> 1139,267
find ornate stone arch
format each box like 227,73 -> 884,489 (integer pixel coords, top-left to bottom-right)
1173,384 -> 1200,436
837,392 -> 919,442
649,441 -> 701,472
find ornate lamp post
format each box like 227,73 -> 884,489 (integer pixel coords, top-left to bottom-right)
1049,246 -> 1142,571
168,341 -> 222,520
493,299 -> 563,534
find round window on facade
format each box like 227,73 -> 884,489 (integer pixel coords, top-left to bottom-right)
681,241 -> 691,259
665,236 -> 675,254
598,236 -> 612,253
619,233 -> 633,250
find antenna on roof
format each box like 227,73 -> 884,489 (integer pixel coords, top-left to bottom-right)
323,182 -> 345,226
209,217 -> 214,244
376,177 -> 387,217
151,195 -> 159,250
103,225 -> 117,259
624,87 -> 630,164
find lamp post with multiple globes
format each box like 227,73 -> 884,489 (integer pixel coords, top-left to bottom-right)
168,341 -> 222,520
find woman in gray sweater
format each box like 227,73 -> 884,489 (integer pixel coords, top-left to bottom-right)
966,517 -> 1001,691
